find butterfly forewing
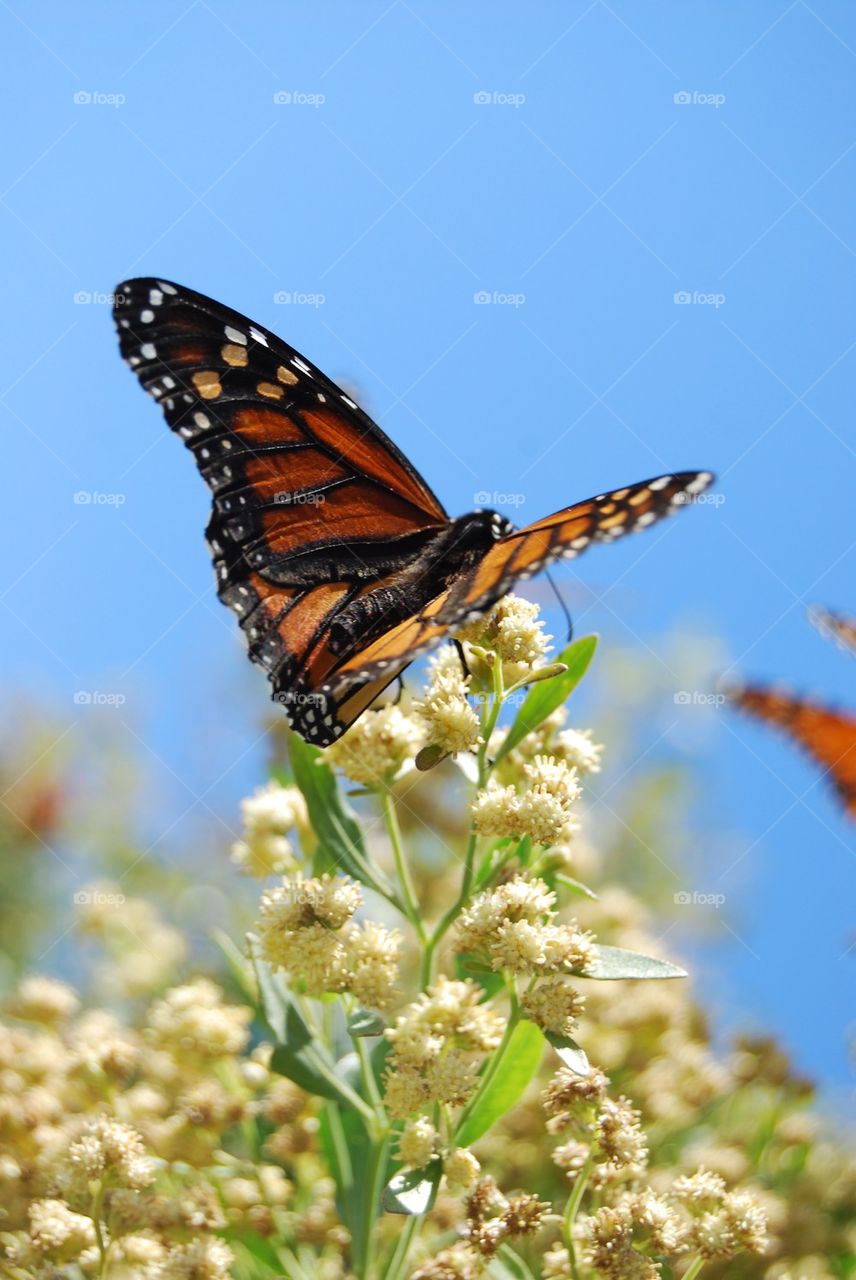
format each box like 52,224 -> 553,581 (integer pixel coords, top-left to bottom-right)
731,685 -> 856,819
114,279 -> 714,746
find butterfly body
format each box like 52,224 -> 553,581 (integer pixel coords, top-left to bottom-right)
114,278 -> 714,745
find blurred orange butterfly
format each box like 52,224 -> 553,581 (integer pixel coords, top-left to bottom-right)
114,279 -> 714,745
728,606 -> 856,819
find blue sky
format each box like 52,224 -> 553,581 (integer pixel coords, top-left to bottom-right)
2,1 -> 854,1098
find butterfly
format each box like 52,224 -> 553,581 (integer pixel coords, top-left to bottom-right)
728,606 -> 856,819
113,279 -> 714,746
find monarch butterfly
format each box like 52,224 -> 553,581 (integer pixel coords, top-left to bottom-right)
728,607 -> 856,820
114,279 -> 714,746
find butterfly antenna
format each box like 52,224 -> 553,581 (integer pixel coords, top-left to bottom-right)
453,638 -> 470,680
391,675 -> 405,705
545,569 -> 574,642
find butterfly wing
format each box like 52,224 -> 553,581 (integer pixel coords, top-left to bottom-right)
113,278 -> 449,714
808,605 -> 856,657
312,471 -> 714,739
730,685 -> 856,819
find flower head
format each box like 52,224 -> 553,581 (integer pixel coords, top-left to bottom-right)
324,704 -> 424,784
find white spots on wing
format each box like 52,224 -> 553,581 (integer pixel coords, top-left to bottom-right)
141,342 -> 157,360
570,536 -> 589,549
687,472 -> 712,494
140,309 -> 155,324
149,289 -> 163,307
341,395 -> 357,409
636,510 -> 657,527
157,281 -> 177,295
648,475 -> 671,491
161,375 -> 175,389
225,325 -> 247,345
249,327 -> 268,346
292,357 -> 312,375
193,411 -> 211,429
317,392 -> 326,403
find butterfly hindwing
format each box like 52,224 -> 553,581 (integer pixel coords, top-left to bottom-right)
319,472 -> 715,730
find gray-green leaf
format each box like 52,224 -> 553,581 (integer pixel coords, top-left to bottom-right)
583,944 -> 687,980
382,1160 -> 441,1215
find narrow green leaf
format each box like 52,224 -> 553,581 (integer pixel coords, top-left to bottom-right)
583,944 -> 687,980
488,1245 -> 538,1280
497,634 -> 598,761
289,733 -> 401,907
382,1160 -> 441,1215
348,1008 -> 386,1038
555,873 -> 599,901
545,1032 -> 590,1076
210,928 -> 257,1001
252,950 -> 360,1105
455,1020 -> 545,1147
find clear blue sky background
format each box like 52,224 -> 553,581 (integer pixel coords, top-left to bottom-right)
2,2 -> 854,1100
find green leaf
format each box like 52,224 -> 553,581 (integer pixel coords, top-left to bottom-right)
319,1102 -> 376,1269
252,950 -> 359,1104
456,1020 -> 545,1147
496,634 -> 598,761
382,1160 -> 442,1215
555,873 -> 599,901
348,1008 -> 386,1038
583,944 -> 687,980
289,734 -> 402,908
488,1245 -> 538,1280
210,928 -> 257,1001
545,1032 -> 590,1076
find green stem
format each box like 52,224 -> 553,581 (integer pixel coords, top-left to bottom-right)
358,1131 -> 391,1280
385,1214 -> 422,1280
420,662 -> 507,986
91,1180 -> 108,1278
563,1150 -> 595,1280
454,980 -> 519,1138
681,1257 -> 706,1280
382,789 -> 428,944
